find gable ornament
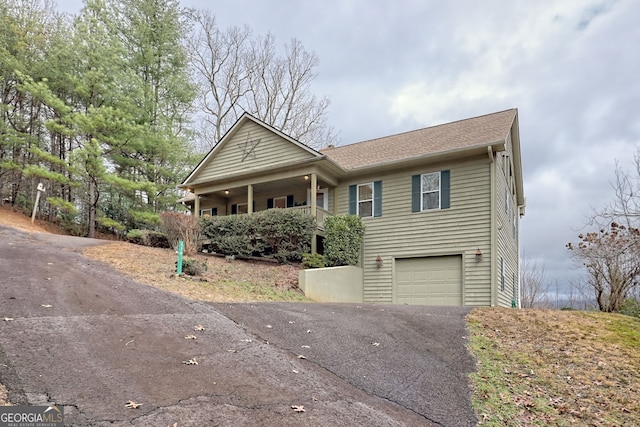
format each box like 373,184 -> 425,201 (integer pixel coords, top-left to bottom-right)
239,132 -> 261,162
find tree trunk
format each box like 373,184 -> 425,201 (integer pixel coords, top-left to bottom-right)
88,179 -> 96,238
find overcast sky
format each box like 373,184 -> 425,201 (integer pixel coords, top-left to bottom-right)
56,0 -> 640,293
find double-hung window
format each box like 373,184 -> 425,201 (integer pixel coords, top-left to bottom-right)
349,181 -> 382,218
422,172 -> 441,210
412,170 -> 450,212
358,183 -> 373,217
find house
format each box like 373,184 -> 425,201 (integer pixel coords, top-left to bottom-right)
179,109 -> 525,307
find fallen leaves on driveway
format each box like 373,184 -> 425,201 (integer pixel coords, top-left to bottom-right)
291,405 -> 306,413
182,358 -> 198,365
193,325 -> 205,331
125,400 -> 142,409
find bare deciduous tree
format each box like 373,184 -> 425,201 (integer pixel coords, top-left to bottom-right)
186,9 -> 336,150
566,223 -> 640,312
519,252 -> 550,308
596,153 -> 640,226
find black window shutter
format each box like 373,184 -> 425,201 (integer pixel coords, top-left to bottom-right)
373,180 -> 382,217
441,170 -> 450,209
231,204 -> 237,214
287,195 -> 294,207
349,185 -> 357,215
267,198 -> 273,209
411,175 -> 421,212
212,208 -> 218,216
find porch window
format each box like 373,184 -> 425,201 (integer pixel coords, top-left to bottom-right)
273,196 -> 286,209
236,203 -> 248,214
411,170 -> 450,212
267,195 -> 294,209
200,208 -> 217,217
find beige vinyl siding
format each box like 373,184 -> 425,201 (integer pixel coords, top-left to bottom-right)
335,155 -> 493,305
195,121 -> 316,182
495,150 -> 520,307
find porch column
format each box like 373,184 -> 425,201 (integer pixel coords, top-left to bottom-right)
194,192 -> 200,218
247,184 -> 254,214
310,173 -> 317,254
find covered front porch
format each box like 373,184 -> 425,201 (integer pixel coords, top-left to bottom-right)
184,171 -> 336,254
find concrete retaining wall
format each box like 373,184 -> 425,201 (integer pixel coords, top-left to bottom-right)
299,266 -> 364,303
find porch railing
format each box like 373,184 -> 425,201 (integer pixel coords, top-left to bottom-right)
290,205 -> 331,229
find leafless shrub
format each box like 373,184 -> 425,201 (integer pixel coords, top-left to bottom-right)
160,212 -> 201,256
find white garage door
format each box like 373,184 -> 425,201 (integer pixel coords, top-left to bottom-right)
395,256 -> 463,305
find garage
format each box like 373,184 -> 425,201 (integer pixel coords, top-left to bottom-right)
395,256 -> 463,305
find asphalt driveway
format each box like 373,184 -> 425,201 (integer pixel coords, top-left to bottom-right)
0,225 -> 477,426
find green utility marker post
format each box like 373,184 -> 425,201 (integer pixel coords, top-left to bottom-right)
177,240 -> 184,275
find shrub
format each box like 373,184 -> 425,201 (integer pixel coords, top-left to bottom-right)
126,229 -> 145,245
200,214 -> 261,257
256,209 -> 315,262
146,231 -> 171,248
178,258 -> 207,276
96,216 -> 126,237
324,214 -> 365,266
200,210 -> 314,262
302,253 -> 326,269
619,298 -> 640,318
160,211 -> 201,255
126,229 -> 170,248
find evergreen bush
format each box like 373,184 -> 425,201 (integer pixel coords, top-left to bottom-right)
323,214 -> 365,266
179,258 -> 208,276
200,209 -> 314,262
256,209 -> 315,262
302,253 -> 327,268
126,229 -> 170,248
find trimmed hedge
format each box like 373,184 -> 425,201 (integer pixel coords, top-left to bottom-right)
324,214 -> 365,266
200,209 -> 315,262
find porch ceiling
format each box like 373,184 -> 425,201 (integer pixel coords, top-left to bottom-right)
201,175 -> 331,199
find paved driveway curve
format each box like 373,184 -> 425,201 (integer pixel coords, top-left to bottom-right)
0,225 -> 477,426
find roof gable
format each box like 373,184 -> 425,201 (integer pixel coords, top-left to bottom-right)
322,109 -> 518,170
182,113 -> 323,185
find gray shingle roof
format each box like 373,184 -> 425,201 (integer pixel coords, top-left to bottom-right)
321,109 -> 517,170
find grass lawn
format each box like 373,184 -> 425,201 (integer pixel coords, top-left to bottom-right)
467,308 -> 640,426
